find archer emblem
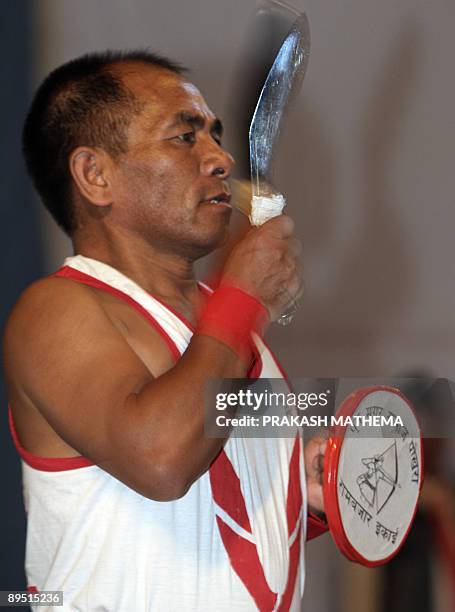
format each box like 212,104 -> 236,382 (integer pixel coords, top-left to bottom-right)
356,441 -> 400,514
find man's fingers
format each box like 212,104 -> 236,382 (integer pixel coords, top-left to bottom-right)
285,261 -> 304,301
306,435 -> 329,479
220,213 -> 302,320
287,237 -> 303,258
312,450 -> 325,483
260,215 -> 295,238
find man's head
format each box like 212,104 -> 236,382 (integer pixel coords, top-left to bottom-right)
23,49 -> 234,256
22,50 -> 183,235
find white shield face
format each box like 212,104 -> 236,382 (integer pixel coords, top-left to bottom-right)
331,388 -> 423,564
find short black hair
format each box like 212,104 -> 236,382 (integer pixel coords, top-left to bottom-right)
22,49 -> 185,235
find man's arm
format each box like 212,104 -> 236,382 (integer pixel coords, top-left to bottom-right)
4,216 -> 302,502
4,277 -> 247,501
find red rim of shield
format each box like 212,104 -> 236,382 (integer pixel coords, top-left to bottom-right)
323,385 -> 425,567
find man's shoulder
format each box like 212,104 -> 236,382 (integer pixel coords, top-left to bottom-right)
8,274 -> 101,319
3,275 -> 106,356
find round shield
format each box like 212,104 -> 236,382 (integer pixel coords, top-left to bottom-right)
323,386 -> 424,566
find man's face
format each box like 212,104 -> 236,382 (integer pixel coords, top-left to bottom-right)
111,63 -> 235,259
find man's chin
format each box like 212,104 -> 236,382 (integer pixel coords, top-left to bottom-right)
192,209 -> 232,251
191,225 -> 230,259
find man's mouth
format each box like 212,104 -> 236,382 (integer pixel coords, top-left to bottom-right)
201,192 -> 232,208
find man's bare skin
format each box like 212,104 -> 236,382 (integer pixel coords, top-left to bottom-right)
4,61 -> 324,510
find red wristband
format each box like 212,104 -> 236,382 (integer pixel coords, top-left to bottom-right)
196,286 -> 269,363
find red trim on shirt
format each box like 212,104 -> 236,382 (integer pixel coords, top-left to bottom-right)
209,450 -> 252,533
278,524 -> 302,611
215,516 -> 278,610
54,266 -> 181,362
306,513 -> 329,540
8,406 -> 93,471
248,350 -> 262,378
286,437 -> 303,536
210,433 -> 304,608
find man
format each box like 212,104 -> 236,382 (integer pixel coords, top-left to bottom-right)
3,50 -> 327,610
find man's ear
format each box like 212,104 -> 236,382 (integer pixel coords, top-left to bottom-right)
69,147 -> 113,206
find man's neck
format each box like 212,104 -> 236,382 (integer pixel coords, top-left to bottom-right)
73,230 -> 204,319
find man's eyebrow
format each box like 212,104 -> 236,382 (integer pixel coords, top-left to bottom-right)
168,111 -> 224,137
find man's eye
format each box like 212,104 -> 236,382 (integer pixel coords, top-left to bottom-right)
177,132 -> 196,144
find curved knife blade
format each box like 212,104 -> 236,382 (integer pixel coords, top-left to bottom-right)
249,7 -> 310,197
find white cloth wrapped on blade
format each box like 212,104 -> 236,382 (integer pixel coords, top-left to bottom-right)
250,194 -> 286,227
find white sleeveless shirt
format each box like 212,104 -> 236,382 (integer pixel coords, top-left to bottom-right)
10,256 -> 307,611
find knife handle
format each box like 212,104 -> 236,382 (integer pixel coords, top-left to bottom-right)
231,182 -> 300,325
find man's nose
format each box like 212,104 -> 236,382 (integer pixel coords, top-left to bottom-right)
200,142 -> 235,179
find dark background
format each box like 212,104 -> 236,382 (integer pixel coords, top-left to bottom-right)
1,2 -> 43,595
